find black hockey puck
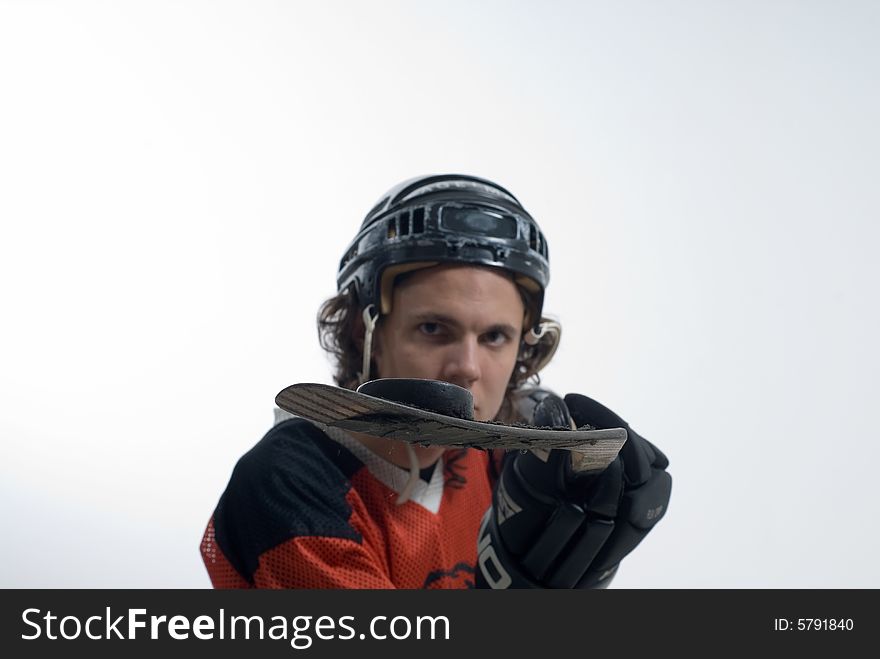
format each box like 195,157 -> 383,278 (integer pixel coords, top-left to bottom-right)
357,378 -> 474,420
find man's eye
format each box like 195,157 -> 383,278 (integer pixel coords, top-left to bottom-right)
484,330 -> 509,346
419,322 -> 441,336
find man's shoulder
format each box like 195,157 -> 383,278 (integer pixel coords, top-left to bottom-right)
211,418 -> 367,581
216,418 -> 367,540
233,417 -> 364,485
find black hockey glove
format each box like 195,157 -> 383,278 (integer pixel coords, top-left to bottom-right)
476,393 -> 671,589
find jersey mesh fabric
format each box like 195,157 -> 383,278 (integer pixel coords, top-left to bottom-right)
200,518 -> 249,588
201,418 -> 493,589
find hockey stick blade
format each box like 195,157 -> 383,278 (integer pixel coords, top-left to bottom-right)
275,383 -> 626,471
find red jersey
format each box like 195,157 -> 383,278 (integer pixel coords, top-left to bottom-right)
201,417 -> 494,588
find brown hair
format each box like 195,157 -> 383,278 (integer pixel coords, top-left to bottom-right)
316,276 -> 557,423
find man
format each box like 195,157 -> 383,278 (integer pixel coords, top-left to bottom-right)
200,174 -> 671,588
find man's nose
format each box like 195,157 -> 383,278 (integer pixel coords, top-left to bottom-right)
440,336 -> 481,389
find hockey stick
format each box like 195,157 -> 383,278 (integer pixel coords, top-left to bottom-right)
275,381 -> 626,472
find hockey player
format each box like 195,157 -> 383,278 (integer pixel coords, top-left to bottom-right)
200,174 -> 671,588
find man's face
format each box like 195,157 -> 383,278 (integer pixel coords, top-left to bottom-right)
372,264 -> 525,422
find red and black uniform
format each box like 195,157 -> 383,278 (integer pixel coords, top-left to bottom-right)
200,417 -> 494,589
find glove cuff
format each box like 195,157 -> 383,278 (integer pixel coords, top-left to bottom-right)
476,507 -> 547,588
475,506 -> 617,589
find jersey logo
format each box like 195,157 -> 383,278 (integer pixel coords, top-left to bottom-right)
422,562 -> 476,589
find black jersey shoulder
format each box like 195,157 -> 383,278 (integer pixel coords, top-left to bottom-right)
212,418 -> 365,583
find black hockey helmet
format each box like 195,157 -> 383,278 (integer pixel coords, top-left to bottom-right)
337,174 -> 551,328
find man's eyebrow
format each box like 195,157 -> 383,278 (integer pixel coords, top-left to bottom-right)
411,312 -> 461,327
485,322 -> 520,336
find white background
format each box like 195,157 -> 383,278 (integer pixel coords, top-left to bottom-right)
1,0 -> 877,588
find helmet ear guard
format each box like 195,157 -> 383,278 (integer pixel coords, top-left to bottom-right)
524,317 -> 561,347
522,317 -> 562,377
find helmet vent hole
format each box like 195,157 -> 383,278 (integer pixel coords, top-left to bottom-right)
399,211 -> 410,236
387,219 -> 398,239
539,231 -> 548,257
340,244 -> 358,269
412,207 -> 425,233
529,224 -> 538,250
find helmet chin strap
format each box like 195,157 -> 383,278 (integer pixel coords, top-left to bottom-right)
359,304 -> 380,386
359,303 -> 421,506
396,443 -> 421,505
